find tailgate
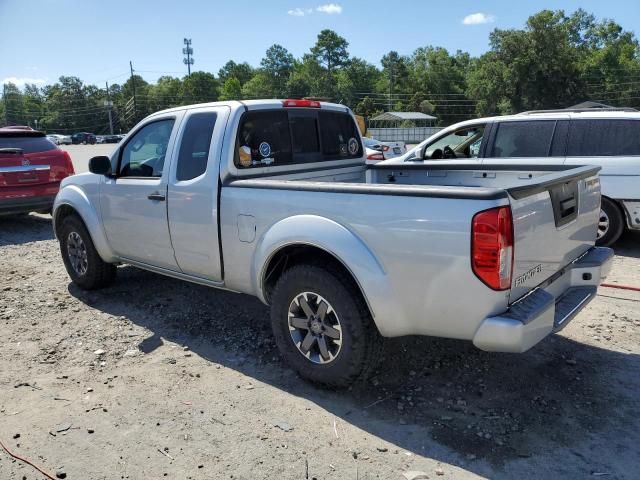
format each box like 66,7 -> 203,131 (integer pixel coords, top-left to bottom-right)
0,148 -> 52,187
507,166 -> 601,302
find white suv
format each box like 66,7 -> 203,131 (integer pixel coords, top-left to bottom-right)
390,107 -> 640,246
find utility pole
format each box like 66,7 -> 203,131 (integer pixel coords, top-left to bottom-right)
129,61 -> 137,120
2,84 -> 7,126
105,81 -> 114,135
183,38 -> 194,76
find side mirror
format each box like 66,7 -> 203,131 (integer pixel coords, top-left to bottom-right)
89,155 -> 112,175
411,145 -> 426,161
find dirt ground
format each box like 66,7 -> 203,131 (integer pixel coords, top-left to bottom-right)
1,214 -> 639,480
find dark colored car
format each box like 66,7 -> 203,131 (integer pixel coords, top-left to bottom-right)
0,127 -> 75,215
103,134 -> 122,143
71,132 -> 97,145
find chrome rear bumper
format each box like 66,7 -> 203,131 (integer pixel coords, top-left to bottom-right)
473,246 -> 614,353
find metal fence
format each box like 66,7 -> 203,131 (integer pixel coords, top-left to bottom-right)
367,127 -> 443,143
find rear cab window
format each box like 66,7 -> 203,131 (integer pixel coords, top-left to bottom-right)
235,108 -> 362,168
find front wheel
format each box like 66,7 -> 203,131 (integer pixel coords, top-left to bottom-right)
59,215 -> 116,290
270,264 -> 382,387
596,197 -> 624,247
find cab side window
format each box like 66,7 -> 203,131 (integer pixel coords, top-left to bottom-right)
491,121 -> 555,158
176,112 -> 217,181
119,119 -> 175,178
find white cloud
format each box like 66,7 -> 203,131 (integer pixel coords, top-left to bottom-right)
316,3 -> 342,14
462,12 -> 495,25
2,77 -> 47,87
288,7 -> 308,16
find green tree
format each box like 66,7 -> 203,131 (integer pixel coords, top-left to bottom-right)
309,29 -> 350,97
219,77 -> 243,100
336,57 -> 380,107
218,61 -> 254,86
2,83 -> 25,125
241,72 -> 275,99
182,71 -> 219,103
467,10 -> 588,115
378,51 -> 410,109
261,44 -> 294,97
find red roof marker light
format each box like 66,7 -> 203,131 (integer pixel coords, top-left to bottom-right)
282,99 -> 321,108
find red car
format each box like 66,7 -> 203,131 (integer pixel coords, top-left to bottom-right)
0,126 -> 75,215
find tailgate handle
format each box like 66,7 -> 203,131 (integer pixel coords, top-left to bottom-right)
560,197 -> 576,217
147,192 -> 166,201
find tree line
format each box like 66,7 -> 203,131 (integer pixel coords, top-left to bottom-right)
1,8 -> 639,134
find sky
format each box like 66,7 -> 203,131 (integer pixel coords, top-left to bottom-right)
1,0 -> 639,89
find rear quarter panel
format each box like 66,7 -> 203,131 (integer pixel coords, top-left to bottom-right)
220,186 -> 510,339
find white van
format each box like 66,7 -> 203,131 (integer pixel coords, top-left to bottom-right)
387,108 -> 640,246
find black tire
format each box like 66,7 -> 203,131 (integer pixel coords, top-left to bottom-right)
270,264 -> 383,387
59,215 -> 116,290
596,197 -> 624,247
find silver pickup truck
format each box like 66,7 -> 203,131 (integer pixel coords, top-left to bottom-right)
53,100 -> 613,386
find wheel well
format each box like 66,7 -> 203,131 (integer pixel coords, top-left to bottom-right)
602,196 -> 627,223
263,244 -> 369,308
54,204 -> 80,238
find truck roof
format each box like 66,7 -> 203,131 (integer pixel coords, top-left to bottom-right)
148,99 -> 351,118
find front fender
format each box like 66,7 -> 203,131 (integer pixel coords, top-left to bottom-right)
252,215 -> 400,336
53,185 -> 117,263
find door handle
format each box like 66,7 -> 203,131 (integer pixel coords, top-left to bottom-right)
147,192 -> 166,201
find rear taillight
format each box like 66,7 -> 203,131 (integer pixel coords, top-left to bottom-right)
367,152 -> 384,161
471,206 -> 514,290
63,150 -> 75,175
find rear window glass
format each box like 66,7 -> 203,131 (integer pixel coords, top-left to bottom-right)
0,136 -> 57,153
319,111 -> 362,160
567,119 -> 640,157
237,111 -> 292,167
491,121 -> 555,158
235,109 -> 362,168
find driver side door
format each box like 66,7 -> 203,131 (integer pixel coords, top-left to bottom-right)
100,113 -> 183,270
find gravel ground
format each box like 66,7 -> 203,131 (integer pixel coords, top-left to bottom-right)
1,214 -> 639,480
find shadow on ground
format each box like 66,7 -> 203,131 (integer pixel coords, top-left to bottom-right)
613,230 -> 640,259
68,262 -> 640,479
0,213 -> 54,246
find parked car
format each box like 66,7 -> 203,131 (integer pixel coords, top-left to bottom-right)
53,99 -> 611,387
1,127 -> 75,215
95,135 -> 105,144
71,132 -> 96,145
103,134 -> 122,144
386,107 -> 640,246
46,133 -> 73,145
362,136 -> 406,161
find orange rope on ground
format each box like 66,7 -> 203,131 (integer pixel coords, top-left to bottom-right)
601,283 -> 640,292
0,438 -> 57,480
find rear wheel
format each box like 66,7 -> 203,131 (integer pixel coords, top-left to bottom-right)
270,264 -> 382,387
59,215 -> 116,290
596,197 -> 624,247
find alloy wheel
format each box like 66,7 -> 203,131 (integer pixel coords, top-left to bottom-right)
288,292 -> 343,365
67,231 -> 88,276
597,208 -> 609,240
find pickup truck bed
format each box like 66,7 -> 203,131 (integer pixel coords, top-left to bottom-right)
53,99 -> 612,386
222,162 -> 608,350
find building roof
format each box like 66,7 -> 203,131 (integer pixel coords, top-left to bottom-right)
370,111 -> 437,121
